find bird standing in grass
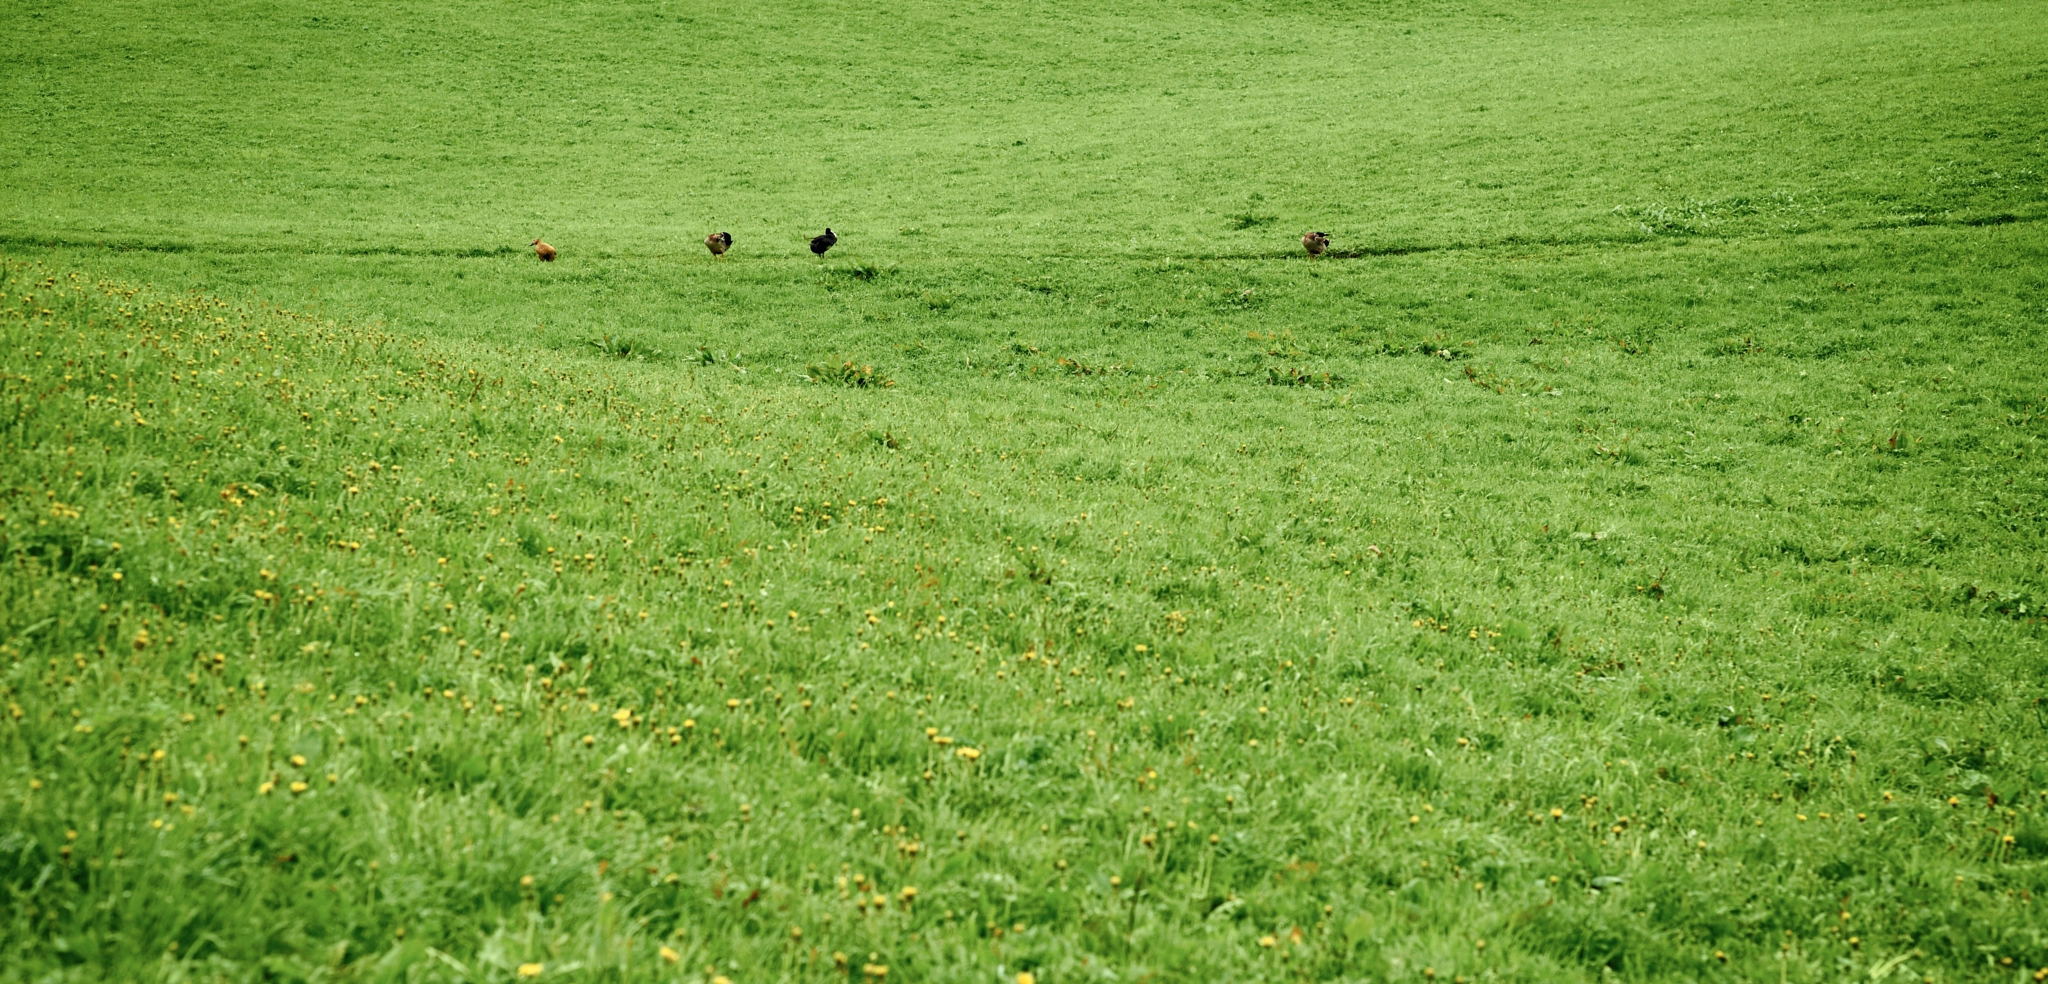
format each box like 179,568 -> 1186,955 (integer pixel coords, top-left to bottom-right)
809,228 -> 837,256
530,239 -> 557,262
705,232 -> 732,258
1302,231 -> 1330,258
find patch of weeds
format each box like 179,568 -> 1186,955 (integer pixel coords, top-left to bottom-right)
1056,356 -> 1127,377
1953,583 -> 2041,621
1215,287 -> 1262,310
1590,433 -> 1643,464
1228,193 -> 1277,230
590,334 -> 658,361
1612,198 -> 1752,236
1613,193 -> 1821,236
1709,334 -> 1766,357
1247,329 -> 1299,358
1267,366 -> 1343,388
1372,333 -> 1469,360
695,346 -> 744,368
1614,200 -> 1719,236
806,360 -> 895,388
1459,364 -> 1525,393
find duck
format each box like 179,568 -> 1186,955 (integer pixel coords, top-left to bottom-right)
1302,231 -> 1330,258
809,228 -> 837,256
530,239 -> 557,262
705,232 -> 732,257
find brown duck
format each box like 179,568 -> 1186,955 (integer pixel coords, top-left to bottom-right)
1302,231 -> 1330,258
530,239 -> 557,262
705,232 -> 732,257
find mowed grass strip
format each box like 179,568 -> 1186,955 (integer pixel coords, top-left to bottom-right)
3,241 -> 2046,981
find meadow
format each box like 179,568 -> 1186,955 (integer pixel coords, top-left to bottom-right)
3,0 -> 2047,981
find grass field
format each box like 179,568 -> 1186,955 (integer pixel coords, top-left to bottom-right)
4,1 -> 2048,981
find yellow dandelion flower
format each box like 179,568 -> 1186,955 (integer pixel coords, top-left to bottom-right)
289,781 -> 309,795
956,747 -> 981,760
1258,934 -> 1276,948
1018,974 -> 1036,984
581,735 -> 596,747
659,945 -> 679,963
516,964 -> 544,978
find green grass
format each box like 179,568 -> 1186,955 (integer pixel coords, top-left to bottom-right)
3,1 -> 2048,981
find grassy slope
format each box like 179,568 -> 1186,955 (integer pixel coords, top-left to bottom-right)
3,0 -> 2045,255
3,0 -> 2048,982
